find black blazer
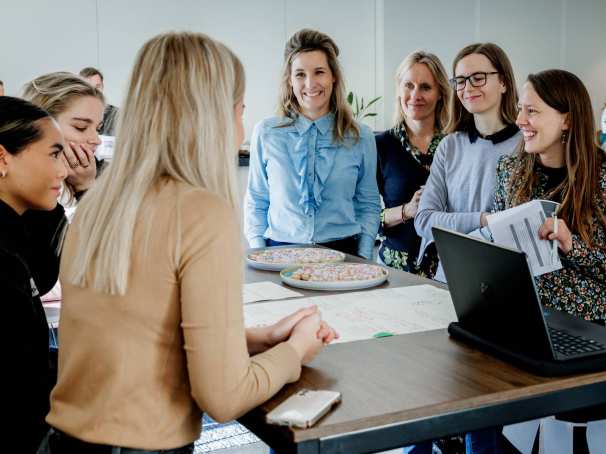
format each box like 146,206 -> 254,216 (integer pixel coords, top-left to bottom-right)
375,130 -> 430,256
0,201 -> 66,453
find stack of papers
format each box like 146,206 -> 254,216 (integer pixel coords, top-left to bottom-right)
487,200 -> 561,276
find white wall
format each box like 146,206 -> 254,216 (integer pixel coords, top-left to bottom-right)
2,0 -> 377,137
2,0 -> 605,134
381,0 -> 606,129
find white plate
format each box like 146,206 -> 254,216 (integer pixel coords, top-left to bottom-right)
246,247 -> 346,272
280,264 -> 388,291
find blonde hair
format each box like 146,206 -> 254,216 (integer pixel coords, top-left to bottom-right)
392,50 -> 451,132
21,71 -> 105,119
277,28 -> 359,143
21,72 -> 105,198
445,43 -> 518,134
66,32 -> 244,295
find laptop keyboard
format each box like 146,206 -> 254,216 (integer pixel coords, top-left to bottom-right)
549,327 -> 606,356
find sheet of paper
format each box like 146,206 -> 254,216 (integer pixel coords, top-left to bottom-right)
244,285 -> 457,343
243,281 -> 303,304
97,135 -> 115,160
487,200 -> 561,276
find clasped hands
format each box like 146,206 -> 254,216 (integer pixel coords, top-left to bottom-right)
248,305 -> 339,364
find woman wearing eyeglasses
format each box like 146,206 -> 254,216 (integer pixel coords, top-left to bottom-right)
414,43 -> 521,453
414,43 -> 521,276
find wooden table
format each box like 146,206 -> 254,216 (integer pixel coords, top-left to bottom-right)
240,258 -> 606,453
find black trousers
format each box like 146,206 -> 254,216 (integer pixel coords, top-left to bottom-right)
37,429 -> 194,454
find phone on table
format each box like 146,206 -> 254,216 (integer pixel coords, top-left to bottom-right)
265,389 -> 341,429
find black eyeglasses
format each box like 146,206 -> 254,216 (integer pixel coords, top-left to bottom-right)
449,72 -> 500,90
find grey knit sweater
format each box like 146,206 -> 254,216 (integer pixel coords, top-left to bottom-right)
414,127 -> 521,262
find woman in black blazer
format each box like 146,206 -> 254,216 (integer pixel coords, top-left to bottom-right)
376,51 -> 451,277
0,96 -> 67,453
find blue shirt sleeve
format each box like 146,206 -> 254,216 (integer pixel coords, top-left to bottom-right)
353,131 -> 381,259
244,122 -> 270,248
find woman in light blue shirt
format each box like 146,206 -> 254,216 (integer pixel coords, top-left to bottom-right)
244,29 -> 380,259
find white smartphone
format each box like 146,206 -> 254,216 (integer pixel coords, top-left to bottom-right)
265,389 -> 341,429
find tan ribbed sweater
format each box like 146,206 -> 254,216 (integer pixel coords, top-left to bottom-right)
47,179 -> 301,450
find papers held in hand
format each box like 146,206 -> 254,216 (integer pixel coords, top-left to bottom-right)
487,200 -> 561,277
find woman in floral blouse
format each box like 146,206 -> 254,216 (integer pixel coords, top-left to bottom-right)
375,51 -> 451,276
494,69 -> 606,322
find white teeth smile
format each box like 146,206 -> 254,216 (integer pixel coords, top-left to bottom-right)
305,91 -> 321,97
522,130 -> 536,139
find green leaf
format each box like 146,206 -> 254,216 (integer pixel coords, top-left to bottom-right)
347,92 -> 354,105
365,96 -> 381,108
363,113 -> 378,118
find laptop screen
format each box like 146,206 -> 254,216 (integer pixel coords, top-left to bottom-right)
433,227 -> 554,360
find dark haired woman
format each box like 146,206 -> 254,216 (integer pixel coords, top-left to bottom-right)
0,96 -> 67,452
494,69 -> 606,453
495,69 -> 606,320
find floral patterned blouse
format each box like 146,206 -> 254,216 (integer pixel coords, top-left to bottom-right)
494,153 -> 606,321
376,125 -> 444,277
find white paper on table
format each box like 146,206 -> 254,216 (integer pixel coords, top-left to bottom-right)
244,285 -> 457,343
243,281 -> 303,304
487,200 -> 561,277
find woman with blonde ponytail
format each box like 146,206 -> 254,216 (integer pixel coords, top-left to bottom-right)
22,72 -> 104,205
39,32 -> 336,454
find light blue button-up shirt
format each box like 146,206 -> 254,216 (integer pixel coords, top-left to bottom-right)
244,113 -> 380,259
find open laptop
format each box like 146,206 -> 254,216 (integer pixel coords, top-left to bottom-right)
432,227 -> 606,373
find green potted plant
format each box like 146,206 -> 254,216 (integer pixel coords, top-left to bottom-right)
346,91 -> 381,120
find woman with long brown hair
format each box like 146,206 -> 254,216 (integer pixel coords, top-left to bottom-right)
414,43 -> 521,274
494,69 -> 606,320
244,28 -> 380,259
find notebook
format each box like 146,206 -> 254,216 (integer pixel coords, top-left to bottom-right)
433,226 -> 606,376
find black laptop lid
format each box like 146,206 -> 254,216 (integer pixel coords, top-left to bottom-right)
433,227 -> 554,359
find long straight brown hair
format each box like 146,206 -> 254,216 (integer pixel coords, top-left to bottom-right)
277,29 -> 359,143
445,43 -> 518,134
510,69 -> 606,247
